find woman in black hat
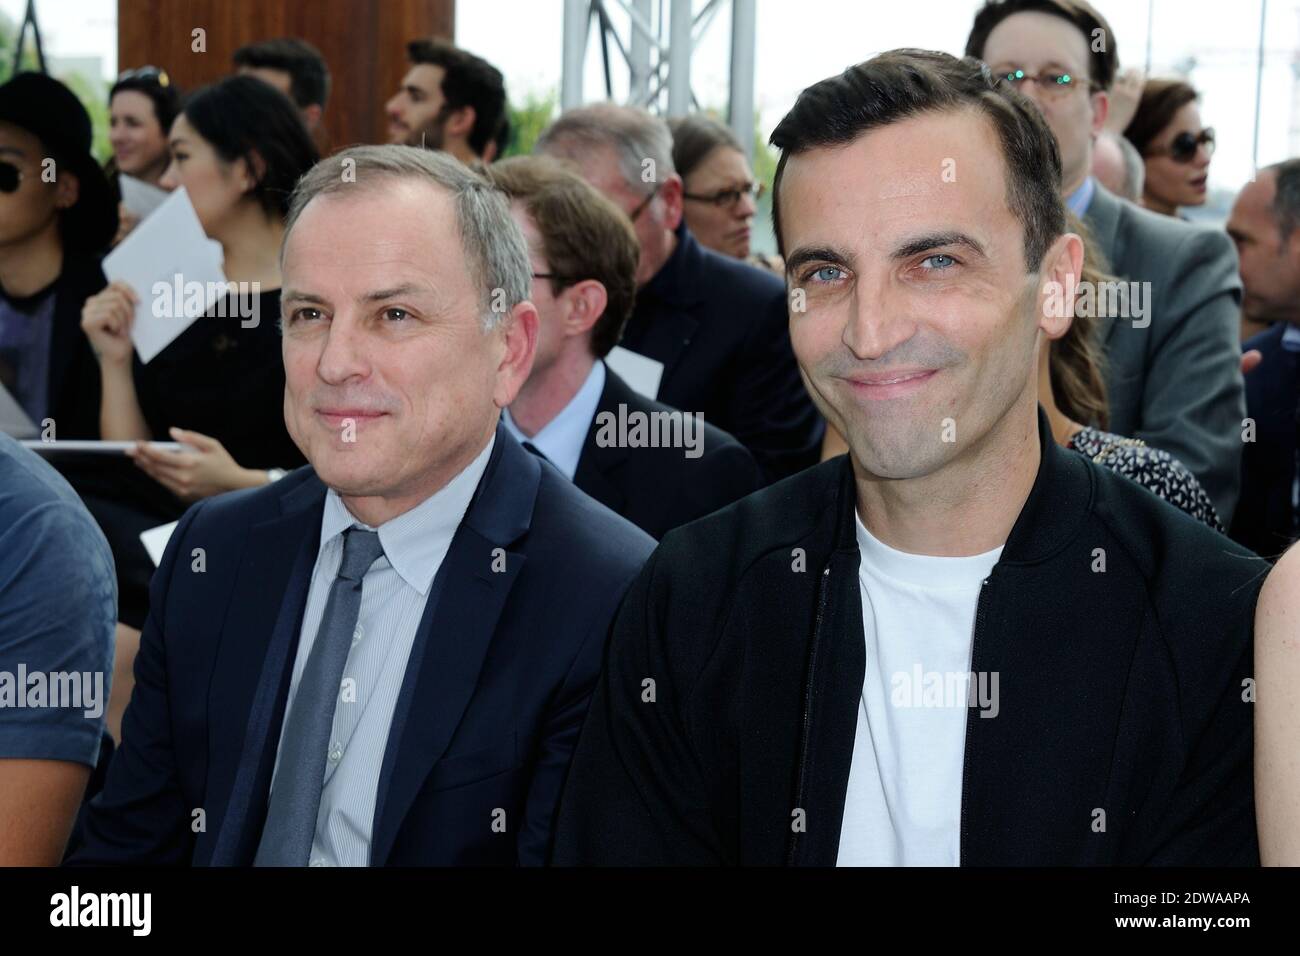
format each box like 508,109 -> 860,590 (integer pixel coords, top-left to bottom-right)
80,75 -> 318,631
0,71 -> 118,440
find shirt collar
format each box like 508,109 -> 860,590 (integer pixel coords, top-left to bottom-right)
502,361 -> 605,479
1065,176 -> 1096,217
318,432 -> 496,595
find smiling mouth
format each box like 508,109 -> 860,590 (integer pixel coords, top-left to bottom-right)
843,369 -> 938,398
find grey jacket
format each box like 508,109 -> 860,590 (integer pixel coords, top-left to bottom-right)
1084,183 -> 1245,525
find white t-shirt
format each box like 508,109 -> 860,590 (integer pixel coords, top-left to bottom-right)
835,511 -> 1004,867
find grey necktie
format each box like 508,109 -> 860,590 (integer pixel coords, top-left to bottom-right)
254,527 -> 385,866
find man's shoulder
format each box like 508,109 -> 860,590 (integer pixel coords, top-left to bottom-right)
1107,195 -> 1235,273
690,239 -> 786,306
531,462 -> 656,573
603,371 -> 755,461
654,457 -> 841,571
1088,455 -> 1265,591
180,465 -> 321,536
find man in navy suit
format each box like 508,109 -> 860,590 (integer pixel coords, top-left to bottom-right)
536,104 -> 824,482
1229,159 -> 1300,558
69,145 -> 654,866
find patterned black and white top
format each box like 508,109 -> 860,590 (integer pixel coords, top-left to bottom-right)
1067,426 -> 1222,531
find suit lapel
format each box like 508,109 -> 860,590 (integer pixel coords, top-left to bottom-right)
369,425 -> 540,864
1082,185 -> 1126,347
573,364 -> 631,513
206,475 -> 326,865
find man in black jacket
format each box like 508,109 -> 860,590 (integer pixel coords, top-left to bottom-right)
554,50 -> 1267,866
489,155 -> 763,540
536,104 -> 824,482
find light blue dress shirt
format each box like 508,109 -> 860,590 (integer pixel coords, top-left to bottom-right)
1066,176 -> 1096,218
502,360 -> 605,480
270,433 -> 496,866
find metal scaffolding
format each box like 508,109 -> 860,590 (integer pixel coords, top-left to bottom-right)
561,0 -> 757,161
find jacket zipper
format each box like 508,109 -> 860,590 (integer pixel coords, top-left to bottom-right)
787,561 -> 833,865
959,573 -> 992,867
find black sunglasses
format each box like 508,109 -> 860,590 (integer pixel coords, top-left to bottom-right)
1162,128 -> 1216,164
0,160 -> 23,194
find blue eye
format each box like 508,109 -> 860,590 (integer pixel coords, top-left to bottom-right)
921,254 -> 956,270
810,266 -> 845,283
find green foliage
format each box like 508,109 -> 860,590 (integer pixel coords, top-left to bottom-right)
504,89 -> 558,158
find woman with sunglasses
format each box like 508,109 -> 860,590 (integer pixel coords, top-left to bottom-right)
107,66 -> 181,244
1123,78 -> 1214,218
668,114 -> 781,272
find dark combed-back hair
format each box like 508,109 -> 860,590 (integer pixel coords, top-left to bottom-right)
769,49 -> 1066,271
668,114 -> 744,180
407,39 -> 507,158
109,71 -> 182,134
232,37 -> 331,110
485,155 -> 640,358
1268,158 -> 1300,242
965,0 -> 1118,91
1123,78 -> 1198,156
181,75 -> 320,217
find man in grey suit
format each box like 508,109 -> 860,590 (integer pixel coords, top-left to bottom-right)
967,0 -> 1245,525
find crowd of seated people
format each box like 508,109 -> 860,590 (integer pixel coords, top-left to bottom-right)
3,0 -> 1300,869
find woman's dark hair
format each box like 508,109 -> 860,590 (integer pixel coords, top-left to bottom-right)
1123,78 -> 1198,157
1050,212 -> 1110,430
181,74 -> 320,218
770,49 -> 1065,271
110,69 -> 182,134
668,114 -> 744,181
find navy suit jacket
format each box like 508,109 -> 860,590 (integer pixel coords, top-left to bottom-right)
623,224 -> 824,482
1231,322 -> 1299,558
69,424 -> 655,865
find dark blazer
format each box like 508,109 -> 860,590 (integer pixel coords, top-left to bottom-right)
69,423 -> 655,866
621,224 -> 823,482
47,253 -> 105,439
1084,183 -> 1245,525
573,365 -> 765,539
554,407 -> 1266,865
1231,322 -> 1299,558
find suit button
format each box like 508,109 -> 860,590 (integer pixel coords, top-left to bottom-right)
328,742 -> 344,763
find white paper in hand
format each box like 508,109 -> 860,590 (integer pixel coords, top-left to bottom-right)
0,382 -> 38,438
102,186 -> 227,364
118,175 -> 170,220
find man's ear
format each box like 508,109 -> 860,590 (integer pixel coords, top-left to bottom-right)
560,279 -> 608,339
302,103 -> 323,131
445,105 -> 476,144
658,173 -> 684,231
1089,90 -> 1110,140
493,299 -> 540,409
1037,231 -> 1085,341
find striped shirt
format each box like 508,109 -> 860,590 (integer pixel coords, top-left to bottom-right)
269,433 -> 496,866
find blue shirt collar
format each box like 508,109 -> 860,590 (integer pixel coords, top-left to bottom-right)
502,360 -> 605,480
319,432 -> 496,595
1282,323 -> 1300,352
1065,176 -> 1096,217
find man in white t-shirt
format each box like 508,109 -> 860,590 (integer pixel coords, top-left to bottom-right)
554,49 -> 1264,867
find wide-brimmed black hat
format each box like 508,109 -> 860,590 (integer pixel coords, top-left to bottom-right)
0,71 -> 118,253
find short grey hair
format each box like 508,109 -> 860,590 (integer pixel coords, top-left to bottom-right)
283,144 -> 530,330
1115,132 -> 1145,203
1267,158 -> 1300,241
535,102 -> 675,198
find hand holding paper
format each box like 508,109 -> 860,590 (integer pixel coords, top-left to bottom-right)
101,186 -> 227,363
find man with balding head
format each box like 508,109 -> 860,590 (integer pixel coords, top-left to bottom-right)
536,104 -> 823,482
70,145 -> 653,867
